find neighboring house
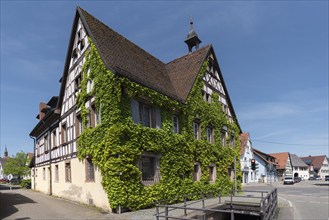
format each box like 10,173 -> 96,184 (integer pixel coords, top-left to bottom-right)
253,148 -> 278,183
23,153 -> 34,180
270,152 -> 293,181
301,155 -> 329,179
0,147 -> 9,180
240,133 -> 257,184
290,154 -> 308,180
30,7 -> 242,212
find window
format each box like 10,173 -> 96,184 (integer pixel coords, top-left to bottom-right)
230,134 -> 235,148
85,158 -> 95,182
61,123 -> 67,144
173,115 -> 179,134
52,130 -> 57,148
74,74 -> 82,92
55,165 -> 59,182
44,135 -> 49,152
209,164 -> 216,182
96,105 -> 101,126
65,162 -> 71,182
138,153 -> 160,184
228,167 -> 233,180
206,127 -> 214,143
140,104 -> 152,127
141,156 -> 155,181
193,162 -> 201,181
193,122 -> 201,140
43,168 -> 46,181
86,112 -> 91,128
76,114 -> 83,137
221,126 -> 227,147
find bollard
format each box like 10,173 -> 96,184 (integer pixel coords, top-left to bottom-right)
155,203 -> 159,220
202,193 -> 205,208
184,196 -> 187,216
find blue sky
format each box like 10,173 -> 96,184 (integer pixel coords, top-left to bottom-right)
1,1 -> 328,158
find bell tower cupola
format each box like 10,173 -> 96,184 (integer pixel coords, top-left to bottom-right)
184,17 -> 202,53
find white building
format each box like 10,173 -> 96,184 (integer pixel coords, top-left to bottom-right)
290,154 -> 308,180
253,148 -> 278,183
240,133 -> 257,184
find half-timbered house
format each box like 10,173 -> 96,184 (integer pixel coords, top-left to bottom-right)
30,7 -> 241,212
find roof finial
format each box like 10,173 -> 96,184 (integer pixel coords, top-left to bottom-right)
190,16 -> 194,30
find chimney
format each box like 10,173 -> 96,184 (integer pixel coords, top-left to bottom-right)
39,102 -> 49,121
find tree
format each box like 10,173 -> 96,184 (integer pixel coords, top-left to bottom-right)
3,151 -> 30,180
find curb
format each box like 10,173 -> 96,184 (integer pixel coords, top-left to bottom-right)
277,196 -> 294,220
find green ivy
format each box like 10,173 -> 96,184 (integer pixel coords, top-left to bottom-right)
77,39 -> 242,211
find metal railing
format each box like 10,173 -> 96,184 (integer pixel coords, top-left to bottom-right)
155,188 -> 278,220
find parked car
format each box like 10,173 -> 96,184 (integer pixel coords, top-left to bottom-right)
9,178 -> 20,185
283,176 -> 294,185
0,178 -> 9,183
308,176 -> 316,180
294,177 -> 301,183
315,176 -> 322,180
325,175 -> 329,181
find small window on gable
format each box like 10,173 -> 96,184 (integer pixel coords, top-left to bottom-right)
173,115 -> 179,134
193,162 -> 201,181
74,74 -> 82,92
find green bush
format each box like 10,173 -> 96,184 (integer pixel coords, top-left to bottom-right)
20,179 -> 31,188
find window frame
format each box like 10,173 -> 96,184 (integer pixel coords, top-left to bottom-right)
173,115 -> 179,134
193,121 -> 201,140
65,162 -> 71,183
206,126 -> 214,144
85,158 -> 95,182
193,162 -> 201,181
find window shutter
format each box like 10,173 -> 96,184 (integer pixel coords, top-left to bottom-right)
155,108 -> 162,129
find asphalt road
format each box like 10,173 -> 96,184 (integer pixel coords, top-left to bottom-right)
243,180 -> 329,220
1,181 -> 328,220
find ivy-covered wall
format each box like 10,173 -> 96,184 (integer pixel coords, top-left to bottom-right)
77,40 -> 241,211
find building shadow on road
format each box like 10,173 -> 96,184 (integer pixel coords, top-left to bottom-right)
0,191 -> 36,219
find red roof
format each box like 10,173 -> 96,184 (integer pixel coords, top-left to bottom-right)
300,155 -> 327,170
270,152 -> 290,170
240,133 -> 249,157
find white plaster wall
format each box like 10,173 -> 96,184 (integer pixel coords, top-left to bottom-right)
51,158 -> 110,211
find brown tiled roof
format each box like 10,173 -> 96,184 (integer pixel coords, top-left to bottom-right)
253,148 -> 277,165
270,152 -> 289,170
300,155 -> 327,170
240,133 -> 249,157
166,45 -> 211,101
78,7 -> 209,103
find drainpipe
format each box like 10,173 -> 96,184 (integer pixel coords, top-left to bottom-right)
234,156 -> 237,192
29,135 -> 36,190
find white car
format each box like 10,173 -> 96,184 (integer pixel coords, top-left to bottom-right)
283,176 -> 294,185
